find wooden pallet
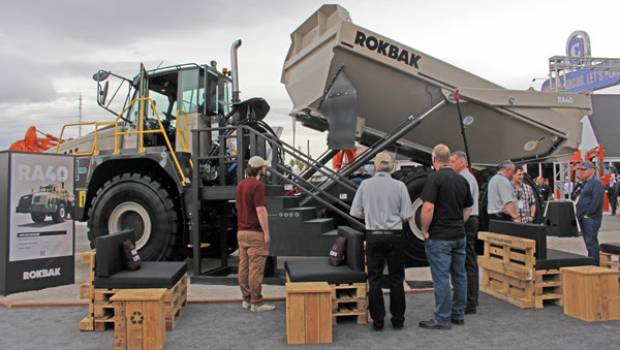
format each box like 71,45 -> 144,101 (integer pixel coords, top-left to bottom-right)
478,231 -> 562,309
600,252 -> 620,270
330,283 -> 368,325
79,250 -> 187,332
79,251 -> 98,331
600,252 -> 620,284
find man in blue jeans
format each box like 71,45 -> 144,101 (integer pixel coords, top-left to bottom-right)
419,144 -> 473,330
576,161 -> 605,265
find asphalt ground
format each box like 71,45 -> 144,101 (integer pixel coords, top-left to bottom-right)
1,290 -> 620,349
1,215 -> 620,349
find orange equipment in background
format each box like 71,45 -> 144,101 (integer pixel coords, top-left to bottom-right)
332,148 -> 357,171
9,126 -> 60,153
563,145 -> 612,210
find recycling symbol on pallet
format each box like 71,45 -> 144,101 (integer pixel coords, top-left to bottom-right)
130,311 -> 144,325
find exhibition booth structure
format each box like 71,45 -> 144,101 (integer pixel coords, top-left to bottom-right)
0,151 -> 75,295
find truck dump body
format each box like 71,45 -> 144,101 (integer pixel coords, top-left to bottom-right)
282,5 -> 592,165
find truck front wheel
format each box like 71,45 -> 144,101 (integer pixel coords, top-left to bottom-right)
31,213 -> 46,223
87,173 -> 178,261
52,203 -> 66,223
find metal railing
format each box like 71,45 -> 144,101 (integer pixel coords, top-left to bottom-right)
56,97 -> 188,186
191,124 -> 361,226
56,121 -> 116,156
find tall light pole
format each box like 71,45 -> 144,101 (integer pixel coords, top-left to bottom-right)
78,94 -> 83,137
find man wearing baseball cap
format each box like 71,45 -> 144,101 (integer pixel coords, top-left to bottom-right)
236,155 -> 275,312
576,161 -> 605,265
350,151 -> 413,331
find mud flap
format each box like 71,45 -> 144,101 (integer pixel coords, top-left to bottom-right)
319,69 -> 358,150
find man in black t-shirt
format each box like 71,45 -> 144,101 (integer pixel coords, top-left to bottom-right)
418,144 -> 473,330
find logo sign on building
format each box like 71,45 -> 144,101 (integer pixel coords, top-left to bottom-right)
566,30 -> 591,61
541,31 -> 620,92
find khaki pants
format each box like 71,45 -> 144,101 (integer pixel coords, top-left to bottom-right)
237,230 -> 269,304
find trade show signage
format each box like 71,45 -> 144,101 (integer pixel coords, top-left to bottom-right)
542,63 -> 620,93
0,152 -> 75,295
542,31 -> 620,92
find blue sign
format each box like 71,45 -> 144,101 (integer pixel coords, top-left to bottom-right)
541,61 -> 620,92
541,31 -> 619,92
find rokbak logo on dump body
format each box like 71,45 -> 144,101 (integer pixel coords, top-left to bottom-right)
354,31 -> 422,69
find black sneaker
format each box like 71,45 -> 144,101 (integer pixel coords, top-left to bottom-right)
418,319 -> 451,330
373,320 -> 384,331
464,307 -> 477,315
451,319 -> 464,326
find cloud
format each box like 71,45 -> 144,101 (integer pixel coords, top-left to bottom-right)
0,1 -> 308,47
0,55 -> 57,104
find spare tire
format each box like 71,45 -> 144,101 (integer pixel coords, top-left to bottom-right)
394,166 -> 433,267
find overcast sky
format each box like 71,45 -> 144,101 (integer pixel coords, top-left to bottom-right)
1,0 -> 619,155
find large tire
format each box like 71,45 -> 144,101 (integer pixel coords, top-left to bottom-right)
52,203 -> 66,223
31,213 -> 46,223
87,173 -> 178,261
394,166 -> 433,267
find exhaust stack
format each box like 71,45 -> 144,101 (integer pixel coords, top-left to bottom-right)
230,39 -> 242,104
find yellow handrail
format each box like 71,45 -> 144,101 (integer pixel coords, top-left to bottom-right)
110,97 -> 187,186
56,121 -> 116,156
57,97 -> 188,186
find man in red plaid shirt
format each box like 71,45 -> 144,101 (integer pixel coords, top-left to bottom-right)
512,166 -> 537,223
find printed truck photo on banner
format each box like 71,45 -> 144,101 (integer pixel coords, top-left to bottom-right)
9,153 -> 74,262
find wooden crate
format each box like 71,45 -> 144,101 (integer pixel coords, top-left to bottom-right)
112,289 -> 166,350
561,266 -> 620,322
286,282 -> 333,345
478,231 -> 562,309
79,250 -> 187,332
330,283 -> 368,325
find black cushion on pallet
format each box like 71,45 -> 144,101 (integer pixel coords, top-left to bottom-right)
536,249 -> 593,270
285,226 -> 366,284
600,242 -> 620,255
94,262 -> 187,289
489,220 -> 548,260
285,259 -> 366,284
339,226 -> 364,271
95,230 -> 135,277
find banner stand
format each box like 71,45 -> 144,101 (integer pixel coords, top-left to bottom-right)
0,151 -> 75,295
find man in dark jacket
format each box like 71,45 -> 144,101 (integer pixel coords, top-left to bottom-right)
576,161 -> 605,265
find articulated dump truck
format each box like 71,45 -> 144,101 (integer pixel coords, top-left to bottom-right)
54,4 -> 591,273
278,5 -> 591,265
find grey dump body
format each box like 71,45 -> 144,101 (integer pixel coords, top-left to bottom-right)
281,5 -> 592,165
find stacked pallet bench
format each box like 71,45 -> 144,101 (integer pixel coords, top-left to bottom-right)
285,273 -> 368,325
600,243 -> 620,272
79,250 -> 188,332
478,231 -> 562,309
600,253 -> 620,270
331,282 -> 368,325
600,244 -> 620,286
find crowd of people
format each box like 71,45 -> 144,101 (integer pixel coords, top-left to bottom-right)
233,148 -> 611,331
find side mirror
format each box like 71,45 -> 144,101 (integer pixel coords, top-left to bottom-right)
97,81 -> 109,106
92,70 -> 110,82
